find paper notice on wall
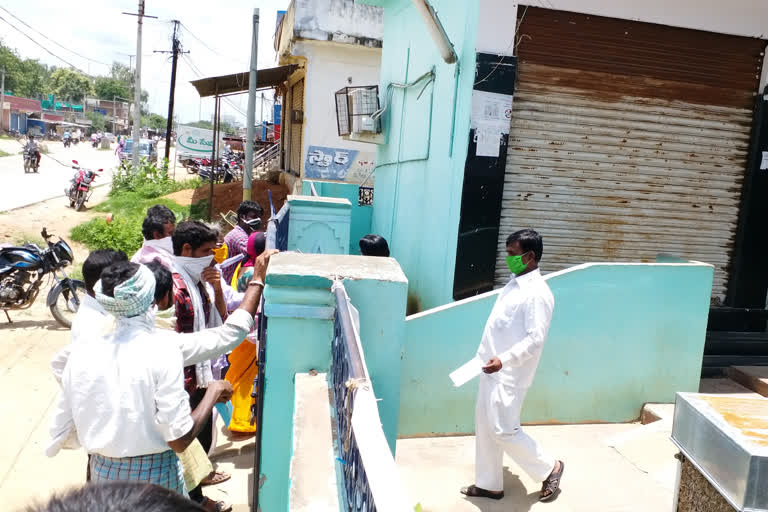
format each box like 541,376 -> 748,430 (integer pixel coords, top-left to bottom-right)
476,123 -> 501,157
470,90 -> 513,132
449,356 -> 485,387
761,151 -> 768,170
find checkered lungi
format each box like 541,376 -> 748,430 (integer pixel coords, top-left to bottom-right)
89,450 -> 186,495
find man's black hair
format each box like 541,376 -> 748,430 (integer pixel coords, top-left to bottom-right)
237,200 -> 264,219
82,250 -> 128,292
359,234 -> 390,257
172,220 -> 218,256
141,205 -> 176,241
145,260 -> 173,303
99,261 -> 140,297
25,481 -> 206,512
506,229 -> 543,262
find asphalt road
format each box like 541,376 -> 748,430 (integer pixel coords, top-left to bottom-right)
0,139 -> 119,213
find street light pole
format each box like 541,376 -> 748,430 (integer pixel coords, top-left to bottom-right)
244,8 -> 259,201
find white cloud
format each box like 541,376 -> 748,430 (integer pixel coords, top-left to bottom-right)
1,0 -> 289,123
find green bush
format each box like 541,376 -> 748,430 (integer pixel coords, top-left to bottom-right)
111,159 -> 199,199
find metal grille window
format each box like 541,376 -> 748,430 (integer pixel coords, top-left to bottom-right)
335,86 -> 381,136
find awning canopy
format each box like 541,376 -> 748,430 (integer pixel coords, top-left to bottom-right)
190,65 -> 297,97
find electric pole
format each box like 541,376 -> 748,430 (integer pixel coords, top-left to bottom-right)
123,1 -> 157,168
155,20 -> 188,162
244,8 -> 259,200
1,69 -> 5,133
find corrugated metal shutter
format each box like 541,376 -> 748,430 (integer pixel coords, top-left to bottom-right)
290,79 -> 304,173
496,7 -> 766,302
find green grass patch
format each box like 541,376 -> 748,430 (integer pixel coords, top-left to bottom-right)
98,147 -> 111,151
67,263 -> 84,282
71,160 -> 202,255
0,149 -> 10,157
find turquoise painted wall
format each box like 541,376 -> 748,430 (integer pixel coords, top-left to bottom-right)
361,0 -> 479,310
397,262 -> 715,436
259,283 -> 335,511
345,276 -> 408,453
302,180 -> 373,255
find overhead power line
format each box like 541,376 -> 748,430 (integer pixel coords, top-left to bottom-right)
0,14 -> 93,76
0,6 -> 110,69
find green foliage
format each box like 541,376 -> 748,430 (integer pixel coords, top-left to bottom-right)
110,159 -> 199,199
94,77 -> 131,101
86,111 -> 107,132
0,149 -> 9,158
0,42 -> 52,97
14,233 -> 46,248
50,69 -> 93,103
71,216 -> 145,255
142,113 -> 168,131
187,119 -> 236,135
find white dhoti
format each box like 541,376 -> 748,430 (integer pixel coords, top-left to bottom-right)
475,374 -> 555,491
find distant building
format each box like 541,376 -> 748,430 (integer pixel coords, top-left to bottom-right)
0,95 -> 41,133
274,0 -> 383,193
85,98 -> 133,134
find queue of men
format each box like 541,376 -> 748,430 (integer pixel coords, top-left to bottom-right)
48,201 -> 274,512
44,195 -> 565,509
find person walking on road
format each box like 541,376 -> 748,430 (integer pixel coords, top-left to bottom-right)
461,229 -> 564,503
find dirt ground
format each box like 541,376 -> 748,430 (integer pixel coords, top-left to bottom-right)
164,179 -> 289,226
1,185 -> 111,264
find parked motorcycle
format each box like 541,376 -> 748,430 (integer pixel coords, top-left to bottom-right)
0,228 -> 86,328
23,146 -> 40,174
65,160 -> 102,211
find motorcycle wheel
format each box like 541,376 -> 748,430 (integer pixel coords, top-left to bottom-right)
49,279 -> 86,328
75,190 -> 86,211
23,160 -> 29,173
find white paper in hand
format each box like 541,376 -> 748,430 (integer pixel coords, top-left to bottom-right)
450,356 -> 485,387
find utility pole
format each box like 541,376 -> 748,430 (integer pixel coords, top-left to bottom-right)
1,69 -> 5,133
155,20 -> 188,162
123,2 -> 157,169
244,8 -> 259,200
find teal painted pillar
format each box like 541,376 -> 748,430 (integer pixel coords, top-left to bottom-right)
287,195 -> 352,254
258,254 -> 409,509
258,269 -> 336,511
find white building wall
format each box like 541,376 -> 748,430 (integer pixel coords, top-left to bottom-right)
294,0 -> 383,45
478,0 -> 768,90
293,40 -> 382,184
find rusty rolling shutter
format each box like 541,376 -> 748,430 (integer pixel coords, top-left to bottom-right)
290,79 -> 305,173
496,7 -> 766,302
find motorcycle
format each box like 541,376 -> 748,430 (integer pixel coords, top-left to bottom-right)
23,146 -> 40,173
63,137 -> 72,148
91,135 -> 101,148
0,228 -> 86,328
65,160 -> 102,211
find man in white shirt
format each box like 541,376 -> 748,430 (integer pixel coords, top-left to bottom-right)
48,252 -> 273,495
461,229 -> 564,503
51,250 -> 128,383
131,205 -> 177,270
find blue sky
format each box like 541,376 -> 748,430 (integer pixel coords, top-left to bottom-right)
1,0 -> 289,123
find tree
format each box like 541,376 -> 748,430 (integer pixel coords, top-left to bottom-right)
49,69 -> 93,103
188,119 -> 236,135
86,111 -> 107,132
94,77 -> 131,101
110,62 -> 133,85
141,113 -> 167,131
0,41 -> 52,97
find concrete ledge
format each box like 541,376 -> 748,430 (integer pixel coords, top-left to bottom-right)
289,373 -> 339,512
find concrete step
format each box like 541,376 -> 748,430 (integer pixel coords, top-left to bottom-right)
640,403 -> 675,425
727,366 -> 768,397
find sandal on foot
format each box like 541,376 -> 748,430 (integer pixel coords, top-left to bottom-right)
201,497 -> 232,512
540,460 -> 564,502
460,484 -> 504,500
200,470 -> 231,486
